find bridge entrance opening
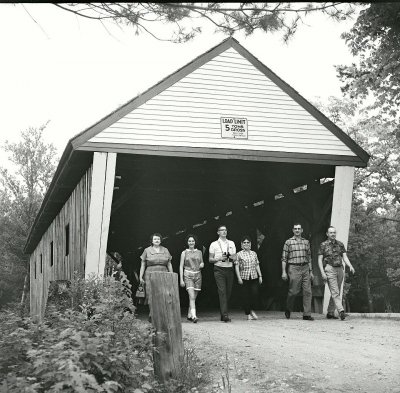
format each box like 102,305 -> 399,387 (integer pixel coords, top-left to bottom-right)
106,153 -> 334,313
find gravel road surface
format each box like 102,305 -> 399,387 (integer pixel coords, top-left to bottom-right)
182,311 -> 400,393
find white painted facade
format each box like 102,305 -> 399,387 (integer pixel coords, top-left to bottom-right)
86,48 -> 356,157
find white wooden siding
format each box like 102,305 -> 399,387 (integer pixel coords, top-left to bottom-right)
86,48 -> 355,157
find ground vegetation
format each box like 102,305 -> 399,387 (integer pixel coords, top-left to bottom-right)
0,272 -> 208,392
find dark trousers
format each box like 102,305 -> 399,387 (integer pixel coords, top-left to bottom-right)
214,266 -> 234,317
286,264 -> 312,316
242,278 -> 259,315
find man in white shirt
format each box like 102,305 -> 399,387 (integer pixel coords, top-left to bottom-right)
209,224 -> 237,322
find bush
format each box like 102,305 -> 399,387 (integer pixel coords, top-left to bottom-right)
0,272 -> 157,392
0,272 -> 208,393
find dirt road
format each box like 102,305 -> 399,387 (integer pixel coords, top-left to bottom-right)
182,311 -> 400,393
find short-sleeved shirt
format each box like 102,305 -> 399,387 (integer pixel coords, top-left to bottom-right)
281,237 -> 311,265
235,250 -> 259,280
318,240 -> 346,267
183,249 -> 203,272
209,239 -> 236,268
140,246 -> 171,267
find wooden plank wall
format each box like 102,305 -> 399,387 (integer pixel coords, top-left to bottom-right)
86,48 -> 356,158
29,166 -> 92,318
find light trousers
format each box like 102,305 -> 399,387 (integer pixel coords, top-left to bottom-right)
325,264 -> 344,314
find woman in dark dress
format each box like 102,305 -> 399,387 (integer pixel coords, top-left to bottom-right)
179,234 -> 204,323
139,233 -> 173,320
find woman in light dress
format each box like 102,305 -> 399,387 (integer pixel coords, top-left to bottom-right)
139,232 -> 173,321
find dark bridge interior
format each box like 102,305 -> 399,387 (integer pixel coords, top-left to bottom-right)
106,153 -> 335,313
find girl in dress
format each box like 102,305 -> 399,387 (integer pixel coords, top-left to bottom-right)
179,234 -> 204,323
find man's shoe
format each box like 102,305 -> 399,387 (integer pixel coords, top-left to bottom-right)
250,310 -> 258,320
303,316 -> 314,321
223,315 -> 231,323
247,314 -> 255,321
339,311 -> 346,320
284,310 -> 291,319
327,313 -> 339,319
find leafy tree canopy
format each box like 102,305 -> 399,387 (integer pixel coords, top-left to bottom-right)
0,124 -> 58,307
336,3 -> 400,122
52,2 -> 356,43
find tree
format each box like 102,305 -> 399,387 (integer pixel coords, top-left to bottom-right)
0,124 -> 58,308
314,97 -> 400,312
348,199 -> 400,312
336,3 -> 400,123
313,96 -> 400,206
51,2 -> 356,43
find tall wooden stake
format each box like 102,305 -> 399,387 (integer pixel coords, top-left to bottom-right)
148,272 -> 184,382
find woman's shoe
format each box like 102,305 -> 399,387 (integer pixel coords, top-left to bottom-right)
192,317 -> 198,323
250,310 -> 258,320
187,316 -> 193,321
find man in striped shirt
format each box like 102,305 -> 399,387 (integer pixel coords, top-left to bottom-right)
281,223 -> 314,321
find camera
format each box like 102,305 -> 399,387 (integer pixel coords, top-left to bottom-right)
223,251 -> 232,261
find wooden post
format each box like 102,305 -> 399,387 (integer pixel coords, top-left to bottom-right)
323,166 -> 354,314
85,152 -> 116,278
148,272 -> 184,382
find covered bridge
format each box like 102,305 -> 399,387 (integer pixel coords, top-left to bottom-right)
24,38 -> 369,318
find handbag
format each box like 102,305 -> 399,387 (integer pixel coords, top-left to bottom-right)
135,283 -> 145,298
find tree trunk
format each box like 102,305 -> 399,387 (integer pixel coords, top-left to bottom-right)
20,273 -> 29,309
345,297 -> 351,313
384,294 -> 392,313
365,271 -> 374,313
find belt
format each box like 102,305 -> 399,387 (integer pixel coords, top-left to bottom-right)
184,269 -> 200,274
288,262 -> 309,266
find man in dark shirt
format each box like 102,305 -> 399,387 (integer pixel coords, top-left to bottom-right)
281,223 -> 314,321
318,226 -> 355,320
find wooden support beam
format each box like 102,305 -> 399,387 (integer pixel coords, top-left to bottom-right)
85,152 -> 116,277
323,166 -> 354,314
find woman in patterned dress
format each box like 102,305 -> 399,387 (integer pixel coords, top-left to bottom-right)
179,234 -> 204,323
234,235 -> 263,320
139,233 -> 173,321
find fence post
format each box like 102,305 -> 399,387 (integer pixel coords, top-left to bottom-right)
148,272 -> 183,382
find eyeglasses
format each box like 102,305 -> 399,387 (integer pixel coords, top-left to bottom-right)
242,241 -> 251,244
293,228 -> 302,231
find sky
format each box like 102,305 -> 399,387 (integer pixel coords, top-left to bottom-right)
0,3 -> 362,166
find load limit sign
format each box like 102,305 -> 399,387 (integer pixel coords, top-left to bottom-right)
220,117 -> 248,139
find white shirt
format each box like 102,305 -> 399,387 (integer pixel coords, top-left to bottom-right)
209,239 -> 236,268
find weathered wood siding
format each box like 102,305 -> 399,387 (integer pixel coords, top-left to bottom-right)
29,166 -> 92,317
86,48 -> 355,157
